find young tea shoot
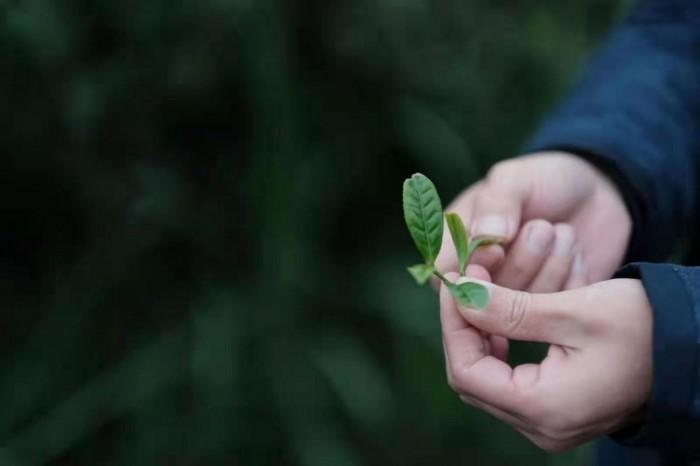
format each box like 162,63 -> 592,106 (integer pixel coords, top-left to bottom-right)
403,173 -> 500,310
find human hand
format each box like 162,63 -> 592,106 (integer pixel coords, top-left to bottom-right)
436,152 -> 632,291
440,267 -> 652,451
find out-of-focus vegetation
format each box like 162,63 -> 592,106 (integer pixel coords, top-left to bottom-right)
0,1 -> 630,464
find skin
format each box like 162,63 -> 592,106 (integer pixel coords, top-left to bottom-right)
442,268 -> 652,452
436,151 -> 632,290
437,152 -> 653,451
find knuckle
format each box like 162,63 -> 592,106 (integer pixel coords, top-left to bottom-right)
505,290 -> 530,334
487,160 -> 518,184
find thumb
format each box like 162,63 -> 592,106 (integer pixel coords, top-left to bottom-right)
453,277 -> 584,346
469,162 -> 531,242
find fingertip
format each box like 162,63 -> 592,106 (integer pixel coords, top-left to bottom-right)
464,264 -> 492,282
470,244 -> 505,271
523,219 -> 555,255
494,219 -> 554,290
470,214 -> 512,241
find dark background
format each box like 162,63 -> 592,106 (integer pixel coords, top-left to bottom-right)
0,1 -> 632,464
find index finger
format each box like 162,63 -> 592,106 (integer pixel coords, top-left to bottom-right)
440,270 -> 520,412
433,185 -> 504,289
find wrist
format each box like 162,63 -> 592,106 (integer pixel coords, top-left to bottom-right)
611,264 -> 698,451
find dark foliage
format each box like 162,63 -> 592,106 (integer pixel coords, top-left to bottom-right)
0,1 -> 627,464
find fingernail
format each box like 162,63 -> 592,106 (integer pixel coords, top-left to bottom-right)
472,215 -> 509,239
525,222 -> 553,254
553,227 -> 575,257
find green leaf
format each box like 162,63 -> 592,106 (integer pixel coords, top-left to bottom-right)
407,264 -> 436,285
445,213 -> 468,275
466,236 -> 503,265
402,173 -> 443,265
446,281 -> 489,310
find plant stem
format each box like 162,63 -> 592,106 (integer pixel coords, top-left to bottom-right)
433,270 -> 451,285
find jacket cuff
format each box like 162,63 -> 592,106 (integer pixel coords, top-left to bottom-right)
524,124 -> 672,262
610,263 -> 698,452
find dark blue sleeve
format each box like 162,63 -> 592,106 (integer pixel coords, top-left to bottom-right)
612,263 -> 700,459
525,0 -> 700,263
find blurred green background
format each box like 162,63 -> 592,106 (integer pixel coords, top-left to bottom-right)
0,1 -> 633,464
